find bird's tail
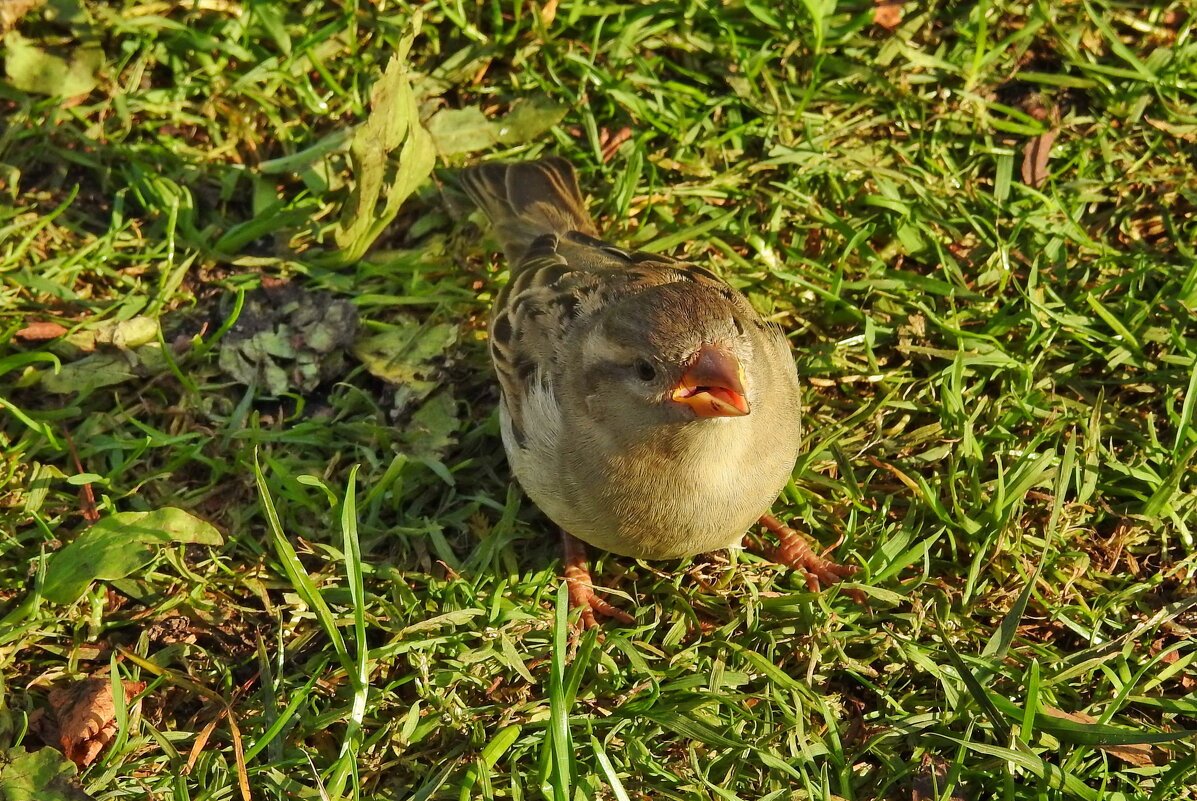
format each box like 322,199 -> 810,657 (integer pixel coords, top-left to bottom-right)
459,157 -> 598,263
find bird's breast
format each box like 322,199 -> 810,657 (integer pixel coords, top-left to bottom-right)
564,414 -> 796,559
501,377 -> 800,561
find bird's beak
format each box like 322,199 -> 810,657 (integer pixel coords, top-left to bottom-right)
671,345 -> 750,417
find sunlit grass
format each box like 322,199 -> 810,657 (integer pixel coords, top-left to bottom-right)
1,0 -> 1195,799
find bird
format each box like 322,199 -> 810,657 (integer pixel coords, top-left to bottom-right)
460,156 -> 855,626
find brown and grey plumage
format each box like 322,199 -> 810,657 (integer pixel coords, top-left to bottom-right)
461,157 -> 852,623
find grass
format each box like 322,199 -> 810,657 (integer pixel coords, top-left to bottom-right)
1,0 -> 1196,798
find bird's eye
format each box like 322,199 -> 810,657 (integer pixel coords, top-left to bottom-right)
633,358 -> 656,382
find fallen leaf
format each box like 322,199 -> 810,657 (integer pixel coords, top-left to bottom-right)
494,96 -> 569,146
40,349 -> 166,396
406,391 -> 460,458
68,316 -> 160,351
217,285 -> 359,396
4,30 -> 103,99
426,106 -> 496,157
50,677 -> 145,768
354,321 -> 457,386
354,320 -> 457,412
1021,129 -> 1059,188
873,0 -> 903,30
425,95 -> 569,156
1101,741 -> 1159,767
42,507 -> 224,604
37,317 -> 167,396
15,321 -> 69,341
0,746 -> 96,801
598,126 -> 633,163
1041,706 -> 1156,767
1146,117 -> 1197,142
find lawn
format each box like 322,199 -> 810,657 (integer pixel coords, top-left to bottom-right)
1,0 -> 1196,799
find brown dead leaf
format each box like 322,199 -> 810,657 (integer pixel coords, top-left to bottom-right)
1041,706 -> 1156,767
912,752 -> 966,800
0,0 -> 44,33
15,321 -> 69,341
873,0 -> 904,30
1021,129 -> 1059,188
1099,741 -> 1157,768
50,676 -> 146,768
599,126 -> 633,163
147,615 -> 200,646
1146,117 -> 1197,142
184,709 -> 227,775
65,431 -> 100,523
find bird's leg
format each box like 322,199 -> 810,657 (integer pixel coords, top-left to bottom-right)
757,514 -> 858,592
561,530 -> 634,628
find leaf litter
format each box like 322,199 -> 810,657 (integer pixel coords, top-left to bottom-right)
42,507 -> 224,604
3,0 -> 104,102
424,95 -> 569,157
35,316 -> 167,396
0,746 -> 96,801
354,317 -> 463,459
1021,129 -> 1059,188
216,283 -> 359,397
49,676 -> 146,768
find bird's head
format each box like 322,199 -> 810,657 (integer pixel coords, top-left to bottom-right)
572,282 -> 768,432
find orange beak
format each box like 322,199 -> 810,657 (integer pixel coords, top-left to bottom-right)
671,345 -> 750,418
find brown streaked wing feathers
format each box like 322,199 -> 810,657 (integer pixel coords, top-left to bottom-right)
460,157 -> 598,267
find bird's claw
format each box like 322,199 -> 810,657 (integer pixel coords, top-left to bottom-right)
758,514 -> 863,601
562,530 -> 634,628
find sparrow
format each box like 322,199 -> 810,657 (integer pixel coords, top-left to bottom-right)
461,157 -> 855,626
